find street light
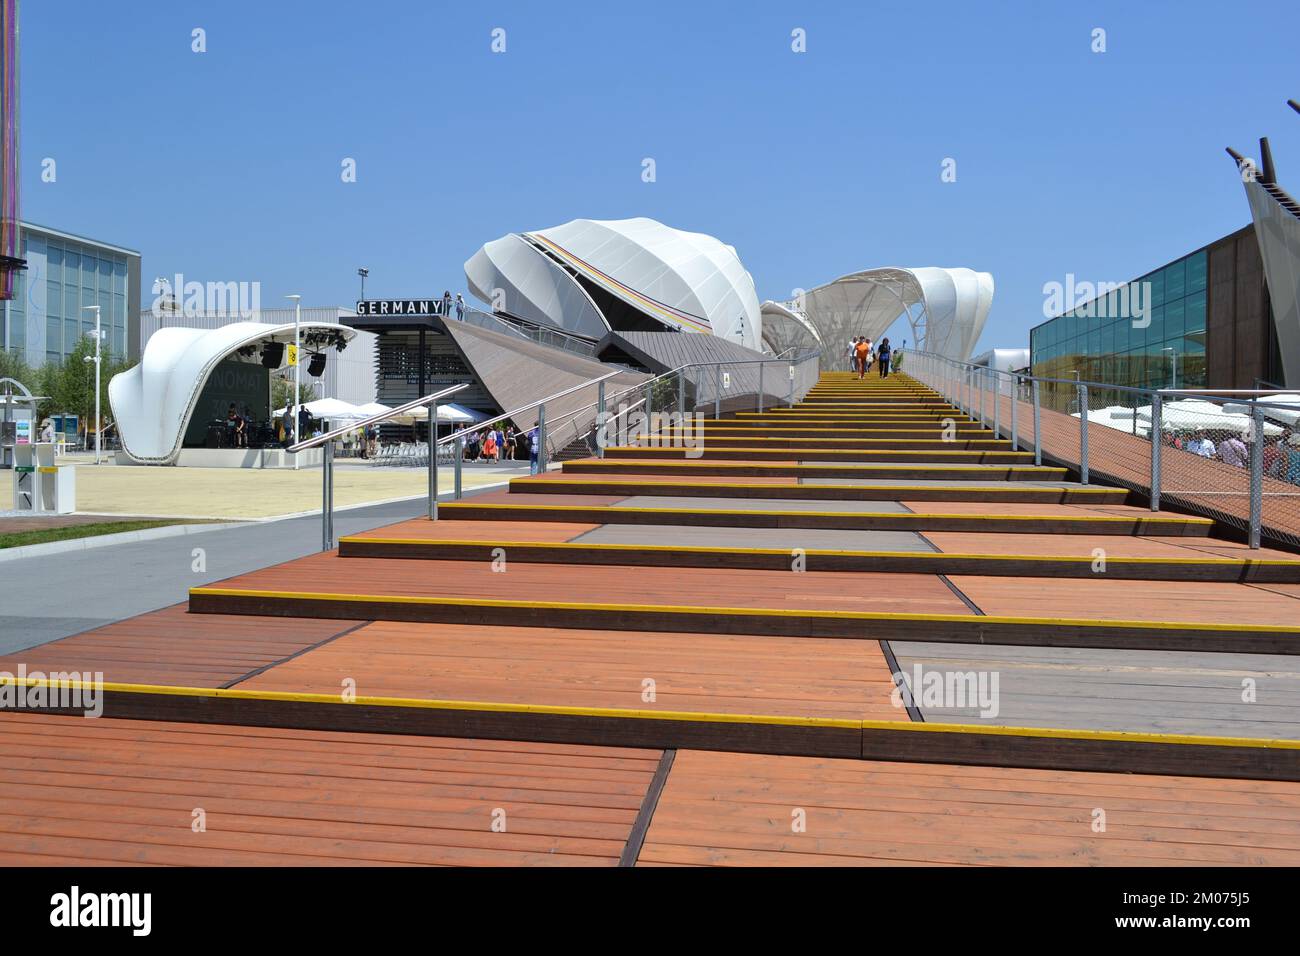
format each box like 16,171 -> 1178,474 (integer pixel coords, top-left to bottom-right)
285,294 -> 302,471
357,268 -> 369,301
1162,347 -> 1178,389
81,306 -> 103,464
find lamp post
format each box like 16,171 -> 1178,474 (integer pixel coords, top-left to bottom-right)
82,306 -> 102,464
286,294 -> 302,471
1162,347 -> 1177,390
357,268 -> 368,301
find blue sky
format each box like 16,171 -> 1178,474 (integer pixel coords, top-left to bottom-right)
16,0 -> 1300,352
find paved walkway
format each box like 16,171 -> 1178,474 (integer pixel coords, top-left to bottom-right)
3,460 -> 527,519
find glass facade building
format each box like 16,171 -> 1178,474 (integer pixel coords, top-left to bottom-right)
1,222 -> 142,367
1030,249 -> 1209,394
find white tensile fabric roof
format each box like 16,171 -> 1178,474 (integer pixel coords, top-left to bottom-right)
109,321 -> 356,464
465,217 -> 763,351
761,267 -> 994,361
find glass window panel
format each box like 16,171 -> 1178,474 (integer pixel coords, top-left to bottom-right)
1164,259 -> 1186,302
46,316 -> 61,353
1145,271 -> 1164,309
65,285 -> 79,320
1184,290 -> 1206,334
1187,250 -> 1207,294
64,251 -> 80,284
47,246 -> 62,269
46,280 -> 61,319
64,317 -> 78,353
1165,299 -> 1185,340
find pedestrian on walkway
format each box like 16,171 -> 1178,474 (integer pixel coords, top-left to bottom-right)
854,337 -> 870,379
455,294 -> 465,321
878,338 -> 892,378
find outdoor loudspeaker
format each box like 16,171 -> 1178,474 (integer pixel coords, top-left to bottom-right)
261,342 -> 285,368
308,352 -> 327,377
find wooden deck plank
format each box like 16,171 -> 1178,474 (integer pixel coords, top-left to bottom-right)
0,713 -> 659,866
638,749 -> 1300,866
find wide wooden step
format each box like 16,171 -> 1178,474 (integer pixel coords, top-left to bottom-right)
563,460 -> 1069,480
434,501 -> 1212,536
603,446 -> 1035,463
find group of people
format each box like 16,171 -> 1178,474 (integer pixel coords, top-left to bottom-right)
1170,428 -> 1300,483
440,291 -> 466,321
462,424 -> 518,462
847,337 -> 895,379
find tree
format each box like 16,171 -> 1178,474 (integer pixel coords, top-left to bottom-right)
270,375 -> 319,413
44,338 -> 133,437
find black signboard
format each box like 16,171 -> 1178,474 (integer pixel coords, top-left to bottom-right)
355,299 -> 445,317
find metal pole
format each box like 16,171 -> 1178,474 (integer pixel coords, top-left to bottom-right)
757,363 -> 765,413
1078,383 -> 1089,485
1010,375 -> 1018,451
677,368 -> 685,418
978,368 -> 985,426
714,365 -> 722,419
294,298 -> 301,471
537,404 -> 547,472
428,401 -> 438,519
597,381 -> 606,458
325,440 -> 335,549
993,369 -> 1000,439
1250,404 -> 1263,549
1150,393 -> 1162,511
788,364 -> 795,408
454,435 -> 463,498
1032,379 -> 1041,466
93,308 -> 102,465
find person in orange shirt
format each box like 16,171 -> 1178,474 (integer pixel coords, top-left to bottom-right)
854,338 -> 870,379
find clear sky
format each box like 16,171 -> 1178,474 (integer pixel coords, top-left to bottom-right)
16,0 -> 1300,352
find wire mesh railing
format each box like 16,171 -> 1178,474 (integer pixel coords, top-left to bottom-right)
908,350 -> 1300,550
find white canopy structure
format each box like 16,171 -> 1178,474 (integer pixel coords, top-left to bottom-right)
272,398 -> 367,422
761,267 -> 994,361
465,217 -> 763,351
109,321 -> 357,464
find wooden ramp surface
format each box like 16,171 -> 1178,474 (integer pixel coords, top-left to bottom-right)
0,712 -> 660,866
639,749 -> 1300,866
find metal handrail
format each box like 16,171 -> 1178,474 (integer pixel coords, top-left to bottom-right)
287,383 -> 470,453
908,348 -> 1299,549
439,370 -> 624,448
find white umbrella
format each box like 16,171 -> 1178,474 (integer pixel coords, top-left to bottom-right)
355,402 -> 392,417
1223,394 -> 1300,427
273,398 -> 368,422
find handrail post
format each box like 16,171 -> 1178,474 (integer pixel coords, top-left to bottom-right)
1150,393 -> 1161,511
1010,374 -> 1018,451
978,368 -> 985,426
677,368 -> 685,418
597,381 -> 606,459
714,365 -> 722,419
454,435 -> 463,498
757,363 -> 765,413
1078,383 -> 1089,485
1032,379 -> 1041,466
428,401 -> 438,520
1250,404 -> 1263,548
321,439 -> 333,551
537,404 -> 548,472
788,363 -> 795,408
993,369 -> 1001,439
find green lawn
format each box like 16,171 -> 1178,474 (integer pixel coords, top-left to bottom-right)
0,519 -> 194,550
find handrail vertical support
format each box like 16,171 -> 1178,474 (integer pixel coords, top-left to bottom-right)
677,368 -> 685,419
597,381 -> 606,459
1032,379 -> 1041,466
321,440 -> 333,551
1078,384 -> 1089,485
454,435 -> 463,498
993,369 -> 1001,439
428,401 -> 438,520
714,365 -> 722,419
1250,404 -> 1264,548
1010,375 -> 1018,451
1150,393 -> 1162,511
757,364 -> 765,413
537,404 -> 548,472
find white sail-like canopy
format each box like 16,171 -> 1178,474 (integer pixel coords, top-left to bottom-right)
764,267 -> 993,361
465,217 -> 762,351
109,321 -> 356,464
